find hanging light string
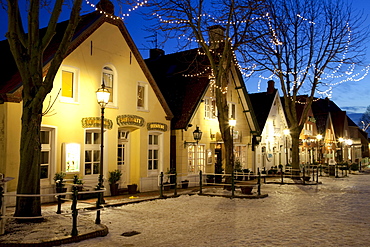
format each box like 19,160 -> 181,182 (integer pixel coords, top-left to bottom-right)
84,0 -> 148,20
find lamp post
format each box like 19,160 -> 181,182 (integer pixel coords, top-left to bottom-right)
96,83 -> 110,197
184,126 -> 203,147
229,118 -> 236,197
316,134 -> 323,163
338,137 -> 344,163
283,129 -> 290,166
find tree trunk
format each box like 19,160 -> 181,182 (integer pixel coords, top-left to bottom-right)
290,127 -> 301,172
14,99 -> 42,217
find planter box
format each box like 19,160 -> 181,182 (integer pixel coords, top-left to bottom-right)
181,181 -> 189,189
128,184 -> 138,194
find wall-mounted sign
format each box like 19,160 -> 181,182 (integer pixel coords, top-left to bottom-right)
81,117 -> 113,130
63,143 -> 80,173
147,122 -> 167,132
117,115 -> 145,127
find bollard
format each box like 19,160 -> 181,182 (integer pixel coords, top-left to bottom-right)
302,167 -> 306,185
56,194 -> 62,214
95,189 -> 103,224
199,170 -> 203,195
71,186 -> 78,236
159,172 -> 164,198
0,185 -> 4,235
280,166 -> 284,184
231,170 -> 235,198
257,168 -> 261,196
174,173 -> 177,196
335,164 -> 339,178
316,166 -> 319,183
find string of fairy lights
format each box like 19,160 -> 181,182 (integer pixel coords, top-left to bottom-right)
83,0 -> 369,100
84,0 -> 148,20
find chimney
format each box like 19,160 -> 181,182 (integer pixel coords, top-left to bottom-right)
96,0 -> 114,14
149,49 -> 165,60
208,25 -> 225,49
267,80 -> 275,94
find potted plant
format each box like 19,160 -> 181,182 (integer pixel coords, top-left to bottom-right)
54,171 -> 66,193
127,183 -> 138,194
108,169 -> 122,196
181,179 -> 189,189
72,175 -> 84,192
206,175 -> 215,184
234,159 -> 243,181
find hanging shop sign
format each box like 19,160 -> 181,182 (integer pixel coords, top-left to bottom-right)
117,115 -> 145,127
81,117 -> 113,130
147,122 -> 167,132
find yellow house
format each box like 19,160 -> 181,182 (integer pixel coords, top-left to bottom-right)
0,5 -> 173,203
146,48 -> 259,185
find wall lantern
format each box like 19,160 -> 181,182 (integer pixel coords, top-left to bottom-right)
184,126 -> 203,148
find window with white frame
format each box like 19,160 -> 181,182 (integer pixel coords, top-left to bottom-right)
40,130 -> 51,179
204,98 -> 217,119
148,134 -> 160,171
235,145 -> 247,168
137,82 -> 148,111
228,102 -> 236,120
84,130 -> 101,175
187,145 -> 205,173
102,66 -> 116,104
60,66 -> 79,103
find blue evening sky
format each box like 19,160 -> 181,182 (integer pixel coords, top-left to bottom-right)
0,0 -> 369,114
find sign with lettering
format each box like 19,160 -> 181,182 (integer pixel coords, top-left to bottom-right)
147,122 -> 168,132
81,117 -> 113,130
117,115 -> 145,127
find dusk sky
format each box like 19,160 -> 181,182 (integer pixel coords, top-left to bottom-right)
0,0 -> 369,114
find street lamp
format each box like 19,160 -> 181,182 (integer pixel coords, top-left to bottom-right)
316,134 -> 323,164
338,137 -> 344,162
96,83 -> 110,193
283,129 -> 290,166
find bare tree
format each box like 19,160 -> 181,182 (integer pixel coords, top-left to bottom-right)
245,0 -> 369,171
359,105 -> 370,133
147,0 -> 266,177
6,0 -> 83,217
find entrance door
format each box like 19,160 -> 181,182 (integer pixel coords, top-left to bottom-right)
118,130 -> 129,187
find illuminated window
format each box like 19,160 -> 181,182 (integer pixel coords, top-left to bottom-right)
137,82 -> 148,111
187,145 -> 205,173
40,130 -> 51,179
228,102 -> 236,120
204,98 -> 217,119
148,134 -> 159,170
60,66 -> 79,103
84,131 -> 101,175
102,66 -> 114,103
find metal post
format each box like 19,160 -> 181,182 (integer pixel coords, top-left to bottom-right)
0,185 -> 4,235
199,170 -> 203,195
71,186 -> 78,236
280,166 -> 284,184
56,193 -> 62,214
316,165 -> 319,184
257,168 -> 261,196
99,107 -> 105,201
159,172 -> 164,198
95,190 -> 102,224
231,169 -> 235,198
174,173 -> 177,196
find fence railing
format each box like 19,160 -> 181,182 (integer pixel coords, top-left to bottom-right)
0,182 -> 105,236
